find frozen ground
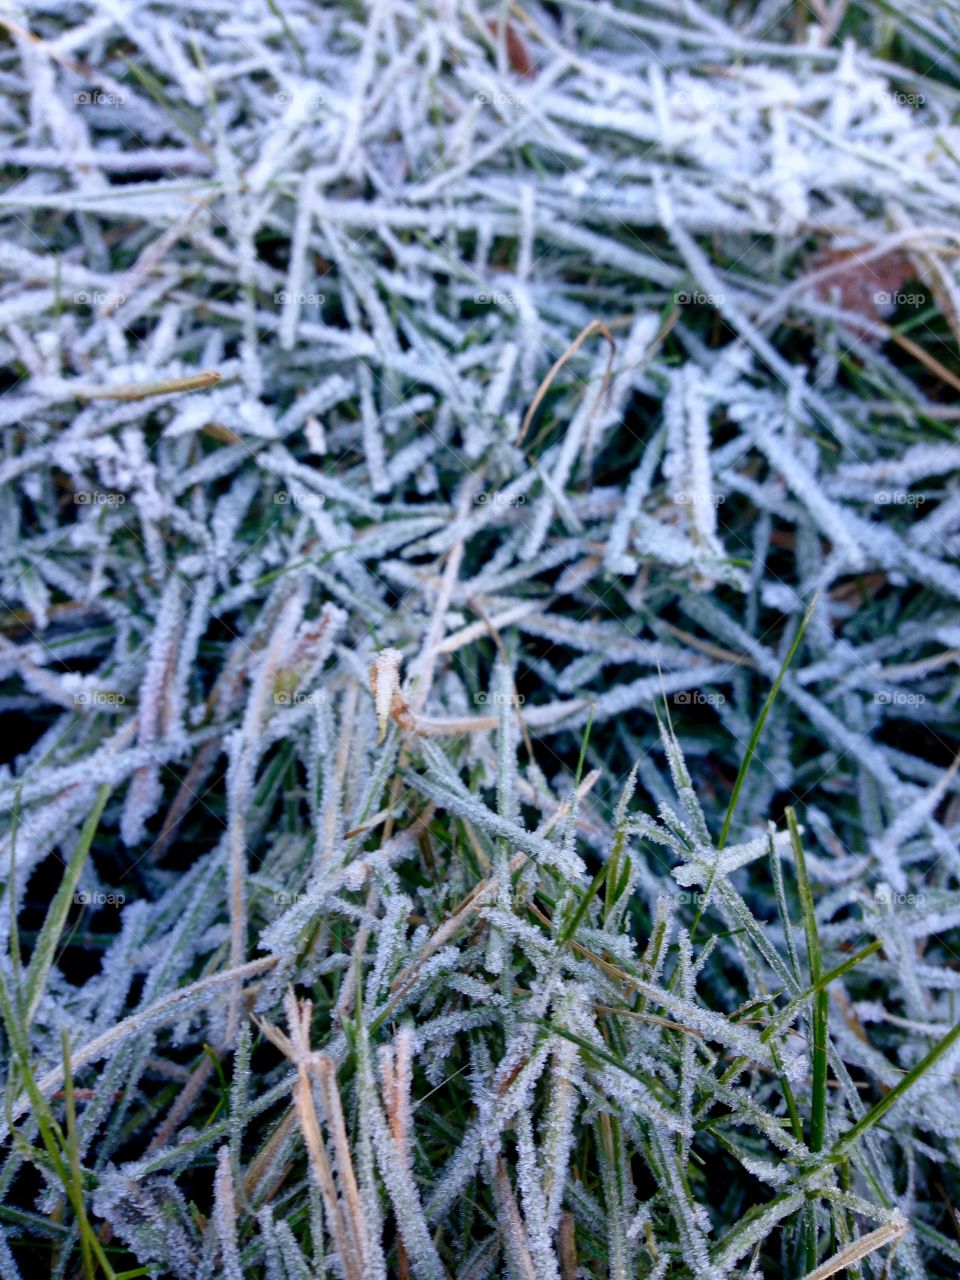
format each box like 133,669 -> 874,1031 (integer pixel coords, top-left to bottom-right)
1,2 -> 960,1277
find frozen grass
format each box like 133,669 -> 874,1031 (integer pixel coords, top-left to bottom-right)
1,0 -> 960,1276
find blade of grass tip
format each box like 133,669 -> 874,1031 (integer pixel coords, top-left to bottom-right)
831,1014 -> 960,1158
787,806 -> 828,1274
720,595 -> 817,851
75,371 -> 221,403
560,703 -> 595,857
201,1043 -> 228,1127
515,319 -> 621,447
690,594 -> 817,940
574,703 -> 595,789
24,784 -> 110,1027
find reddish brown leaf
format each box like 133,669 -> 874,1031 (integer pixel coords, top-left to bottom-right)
485,16 -> 534,78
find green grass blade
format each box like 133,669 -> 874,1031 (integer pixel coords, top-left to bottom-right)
787,807 -> 828,1154
717,595 -> 817,852
117,55 -> 207,149
690,598 -> 817,940
574,703 -> 595,789
769,1032 -> 804,1144
763,941 -> 882,1045
0,972 -> 118,1279
788,808 -> 821,985
559,859 -> 611,943
559,702 -> 595,863
0,982 -> 68,1173
787,806 -> 827,1273
62,1029 -> 95,1280
718,940 -> 881,1095
832,1016 -> 960,1157
767,825 -> 802,988
24,785 -> 111,1026
530,1018 -> 673,1106
8,787 -> 23,989
265,0 -> 307,71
